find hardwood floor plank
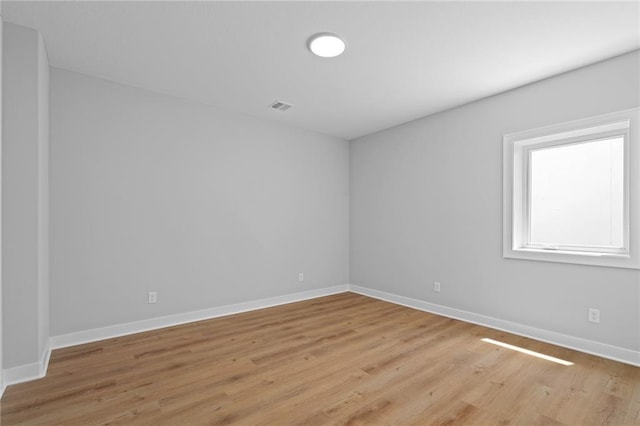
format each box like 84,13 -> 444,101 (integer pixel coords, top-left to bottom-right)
2,292 -> 638,425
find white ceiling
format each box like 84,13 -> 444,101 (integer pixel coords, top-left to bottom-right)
3,1 -> 639,140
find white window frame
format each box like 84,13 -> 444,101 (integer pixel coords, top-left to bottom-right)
503,108 -> 640,269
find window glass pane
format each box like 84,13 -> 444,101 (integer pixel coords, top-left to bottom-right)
529,137 -> 624,247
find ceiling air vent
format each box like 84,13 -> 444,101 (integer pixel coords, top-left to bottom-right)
268,100 -> 294,112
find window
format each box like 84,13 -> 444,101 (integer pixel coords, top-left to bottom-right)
529,136 -> 625,252
503,108 -> 639,269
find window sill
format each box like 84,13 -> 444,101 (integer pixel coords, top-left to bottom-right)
517,247 -> 628,258
504,247 -> 638,269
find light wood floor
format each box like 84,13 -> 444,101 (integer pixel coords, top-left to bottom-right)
1,292 -> 639,425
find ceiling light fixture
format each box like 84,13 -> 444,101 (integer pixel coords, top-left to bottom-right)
308,33 -> 346,58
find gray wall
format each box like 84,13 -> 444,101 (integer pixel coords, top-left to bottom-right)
0,9 -> 4,392
50,68 -> 349,336
2,22 -> 49,369
350,50 -> 640,352
37,32 -> 49,359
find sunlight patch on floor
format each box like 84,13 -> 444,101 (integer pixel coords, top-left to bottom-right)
481,338 -> 574,366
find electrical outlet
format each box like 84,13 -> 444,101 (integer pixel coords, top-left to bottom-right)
148,291 -> 157,304
298,272 -> 304,282
588,307 -> 600,323
433,281 -> 441,293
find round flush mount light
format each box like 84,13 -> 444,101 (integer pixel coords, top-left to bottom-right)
307,33 -> 346,58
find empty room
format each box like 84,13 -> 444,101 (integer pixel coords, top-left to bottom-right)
0,1 -> 639,424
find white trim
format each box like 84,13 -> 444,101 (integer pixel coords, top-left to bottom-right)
348,284 -> 640,367
3,345 -> 52,388
51,285 -> 349,350
40,344 -> 52,377
3,286 -> 348,389
5,283 -> 637,390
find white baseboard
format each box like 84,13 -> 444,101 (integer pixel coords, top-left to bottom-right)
348,284 -> 640,367
3,286 -> 348,389
5,282 -> 637,391
3,345 -> 52,389
51,285 -> 349,350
